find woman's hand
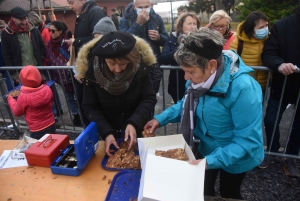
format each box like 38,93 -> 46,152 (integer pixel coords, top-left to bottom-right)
125,124 -> 137,150
144,119 -> 160,133
189,159 -> 208,169
105,134 -> 119,157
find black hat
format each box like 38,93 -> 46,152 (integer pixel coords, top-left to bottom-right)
92,31 -> 136,58
11,7 -> 28,20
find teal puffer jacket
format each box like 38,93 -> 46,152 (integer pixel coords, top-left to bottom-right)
155,50 -> 264,174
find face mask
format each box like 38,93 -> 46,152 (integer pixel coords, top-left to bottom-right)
136,8 -> 151,15
255,27 -> 268,39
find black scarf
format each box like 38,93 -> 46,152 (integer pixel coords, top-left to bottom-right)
180,60 -> 224,147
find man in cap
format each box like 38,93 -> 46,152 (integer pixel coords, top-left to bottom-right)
1,7 -> 46,79
64,0 -> 106,127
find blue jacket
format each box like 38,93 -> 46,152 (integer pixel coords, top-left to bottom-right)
119,3 -> 168,57
155,50 -> 264,174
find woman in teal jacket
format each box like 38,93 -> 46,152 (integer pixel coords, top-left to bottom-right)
144,28 -> 264,200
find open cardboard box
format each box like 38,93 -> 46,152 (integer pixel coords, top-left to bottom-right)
137,134 -> 206,201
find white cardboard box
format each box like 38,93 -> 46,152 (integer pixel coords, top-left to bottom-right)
137,134 -> 206,201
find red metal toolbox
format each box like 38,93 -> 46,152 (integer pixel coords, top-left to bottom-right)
25,134 -> 70,167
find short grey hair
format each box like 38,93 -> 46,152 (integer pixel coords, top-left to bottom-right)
175,27 -> 224,71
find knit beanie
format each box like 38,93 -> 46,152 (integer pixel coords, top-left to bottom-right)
20,66 -> 42,88
92,17 -> 117,35
0,20 -> 7,28
28,11 -> 43,27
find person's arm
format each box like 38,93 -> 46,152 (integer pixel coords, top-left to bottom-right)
82,80 -> 116,140
158,36 -> 177,65
7,95 -> 26,116
73,8 -> 106,50
261,23 -> 285,72
229,37 -> 238,52
36,29 -> 46,61
1,31 -> 13,66
149,63 -> 162,93
154,98 -> 183,126
155,15 -> 168,46
205,79 -> 263,169
126,74 -> 157,132
119,17 -> 143,37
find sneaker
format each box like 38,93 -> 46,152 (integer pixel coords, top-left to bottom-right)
55,119 -> 62,128
258,155 -> 277,169
284,158 -> 300,177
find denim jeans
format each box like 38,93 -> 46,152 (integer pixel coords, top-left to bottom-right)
65,92 -> 78,115
264,96 -> 300,155
1,70 -> 14,91
30,123 -> 56,140
51,84 -> 63,118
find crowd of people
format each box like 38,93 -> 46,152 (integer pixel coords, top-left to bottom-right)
0,0 -> 300,199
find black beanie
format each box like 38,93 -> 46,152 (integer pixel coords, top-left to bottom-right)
11,7 -> 28,19
92,31 -> 136,58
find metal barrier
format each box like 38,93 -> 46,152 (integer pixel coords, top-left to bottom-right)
0,66 -> 83,138
0,65 -> 299,160
160,65 -> 300,160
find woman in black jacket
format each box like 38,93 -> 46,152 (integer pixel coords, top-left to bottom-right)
78,31 -> 157,156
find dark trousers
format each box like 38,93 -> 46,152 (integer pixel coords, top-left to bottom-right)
204,169 -> 246,199
264,96 -> 300,154
74,79 -> 90,127
30,123 -> 56,140
195,151 -> 246,199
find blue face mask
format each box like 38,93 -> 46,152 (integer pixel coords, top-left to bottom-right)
136,8 -> 151,15
255,27 -> 268,39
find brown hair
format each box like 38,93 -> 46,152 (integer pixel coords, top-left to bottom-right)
175,12 -> 201,33
109,46 -> 140,71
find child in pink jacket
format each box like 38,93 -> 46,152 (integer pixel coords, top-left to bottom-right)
7,65 -> 56,139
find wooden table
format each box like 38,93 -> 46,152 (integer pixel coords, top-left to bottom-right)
0,140 -> 117,201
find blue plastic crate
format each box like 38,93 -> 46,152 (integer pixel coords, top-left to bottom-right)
101,138 -> 140,171
105,170 -> 142,201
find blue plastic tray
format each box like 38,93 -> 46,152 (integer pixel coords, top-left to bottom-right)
105,170 -> 142,201
101,138 -> 140,171
3,80 -> 55,98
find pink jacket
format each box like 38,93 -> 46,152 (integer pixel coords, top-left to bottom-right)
8,84 -> 55,132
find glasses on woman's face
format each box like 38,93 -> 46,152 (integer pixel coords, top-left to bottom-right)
212,24 -> 227,30
49,29 -> 58,34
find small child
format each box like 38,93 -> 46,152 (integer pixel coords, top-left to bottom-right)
7,65 -> 56,139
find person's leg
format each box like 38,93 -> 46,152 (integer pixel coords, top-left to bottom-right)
65,92 -> 81,126
264,96 -> 288,152
219,169 -> 246,199
204,169 -> 219,197
74,80 -> 89,127
286,105 -> 300,155
1,70 -> 14,91
51,84 -> 63,117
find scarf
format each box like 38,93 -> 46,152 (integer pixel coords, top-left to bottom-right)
49,34 -> 65,56
93,56 -> 139,95
180,60 -> 224,147
8,17 -> 30,33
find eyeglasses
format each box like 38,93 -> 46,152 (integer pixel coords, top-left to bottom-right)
49,29 -> 58,33
212,24 -> 228,30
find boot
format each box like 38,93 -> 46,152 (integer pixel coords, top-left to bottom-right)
73,114 -> 82,127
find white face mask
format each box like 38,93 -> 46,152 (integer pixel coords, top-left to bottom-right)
136,8 -> 151,15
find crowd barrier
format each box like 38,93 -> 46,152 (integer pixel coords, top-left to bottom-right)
0,65 -> 299,160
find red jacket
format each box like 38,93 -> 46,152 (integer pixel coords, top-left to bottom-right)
7,84 -> 55,132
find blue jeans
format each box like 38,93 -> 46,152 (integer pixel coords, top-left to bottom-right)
1,70 -> 14,91
264,96 -> 300,155
51,84 -> 63,118
30,123 -> 56,140
65,92 -> 78,115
